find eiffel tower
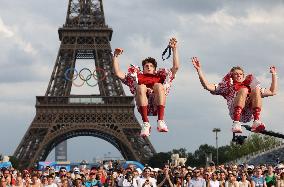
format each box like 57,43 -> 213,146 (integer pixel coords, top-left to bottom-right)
14,0 -> 156,168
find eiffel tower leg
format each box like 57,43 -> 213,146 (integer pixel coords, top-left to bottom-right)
14,96 -> 156,168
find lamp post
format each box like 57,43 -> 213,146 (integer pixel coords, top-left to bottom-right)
212,128 -> 221,165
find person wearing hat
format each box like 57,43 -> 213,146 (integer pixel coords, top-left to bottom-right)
113,37 -> 179,137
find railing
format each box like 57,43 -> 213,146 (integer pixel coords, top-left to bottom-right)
36,95 -> 134,106
227,142 -> 284,164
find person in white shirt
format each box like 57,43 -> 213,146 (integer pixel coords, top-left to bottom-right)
209,172 -> 220,187
138,167 -> 157,187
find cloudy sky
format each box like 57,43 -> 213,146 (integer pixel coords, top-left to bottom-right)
0,0 -> 283,162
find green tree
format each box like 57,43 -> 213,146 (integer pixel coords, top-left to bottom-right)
185,152 -> 197,166
9,156 -> 20,169
223,134 -> 282,163
193,144 -> 216,167
171,148 -> 187,158
147,152 -> 171,168
217,145 -> 231,163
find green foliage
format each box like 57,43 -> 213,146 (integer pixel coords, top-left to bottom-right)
9,156 -> 20,169
147,152 -> 171,168
192,144 -> 216,166
171,148 -> 187,158
148,134 -> 282,167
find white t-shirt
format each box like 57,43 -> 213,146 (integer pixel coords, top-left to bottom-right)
137,177 -> 157,187
210,180 -> 220,187
239,180 -> 250,187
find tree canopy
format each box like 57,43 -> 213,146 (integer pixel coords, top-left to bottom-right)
147,134 -> 282,167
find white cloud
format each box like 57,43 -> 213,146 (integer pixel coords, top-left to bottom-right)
0,17 -> 37,55
0,17 -> 13,37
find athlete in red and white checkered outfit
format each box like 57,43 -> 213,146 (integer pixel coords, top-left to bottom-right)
192,57 -> 277,133
113,38 -> 180,137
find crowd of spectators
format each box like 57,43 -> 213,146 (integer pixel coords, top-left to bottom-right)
0,161 -> 284,187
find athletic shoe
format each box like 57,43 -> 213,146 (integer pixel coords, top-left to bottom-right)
140,122 -> 151,137
157,120 -> 169,132
232,121 -> 243,133
251,120 -> 266,132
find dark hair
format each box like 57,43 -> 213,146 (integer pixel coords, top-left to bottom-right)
59,167 -> 66,171
142,57 -> 157,69
143,167 -> 152,172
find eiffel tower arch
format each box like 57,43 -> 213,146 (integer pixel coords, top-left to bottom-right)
14,0 -> 156,168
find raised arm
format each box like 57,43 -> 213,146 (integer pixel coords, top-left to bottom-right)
192,57 -> 216,92
169,38 -> 179,75
112,48 -> 126,80
262,66 -> 278,97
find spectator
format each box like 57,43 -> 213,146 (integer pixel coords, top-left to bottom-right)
73,178 -> 84,187
61,179 -> 69,187
209,172 -> 219,187
14,175 -> 24,187
189,169 -> 206,187
41,175 -> 48,187
121,172 -> 138,187
1,175 -> 7,187
184,173 -> 191,187
30,174 -> 41,187
47,175 -> 57,187
219,171 -> 227,187
225,172 -> 239,187
157,164 -> 173,187
251,168 -> 266,187
276,168 -> 284,187
265,166 -> 276,187
137,167 -> 157,187
203,172 -> 210,187
173,175 -> 182,187
238,172 -> 250,187
23,173 -> 32,187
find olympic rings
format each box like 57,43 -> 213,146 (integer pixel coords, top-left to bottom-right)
64,67 -> 106,87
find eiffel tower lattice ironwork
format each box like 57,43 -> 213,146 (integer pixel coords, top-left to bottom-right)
14,0 -> 156,168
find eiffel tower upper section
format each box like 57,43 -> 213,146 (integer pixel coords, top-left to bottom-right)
45,0 -> 125,97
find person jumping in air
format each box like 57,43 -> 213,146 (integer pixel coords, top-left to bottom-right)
112,38 -> 179,137
192,57 -> 277,133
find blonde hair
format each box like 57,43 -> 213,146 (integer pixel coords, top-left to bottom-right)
230,66 -> 244,73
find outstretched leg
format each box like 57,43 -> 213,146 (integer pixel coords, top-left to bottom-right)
232,88 -> 249,133
153,83 -> 168,132
135,84 -> 151,137
250,87 -> 265,132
